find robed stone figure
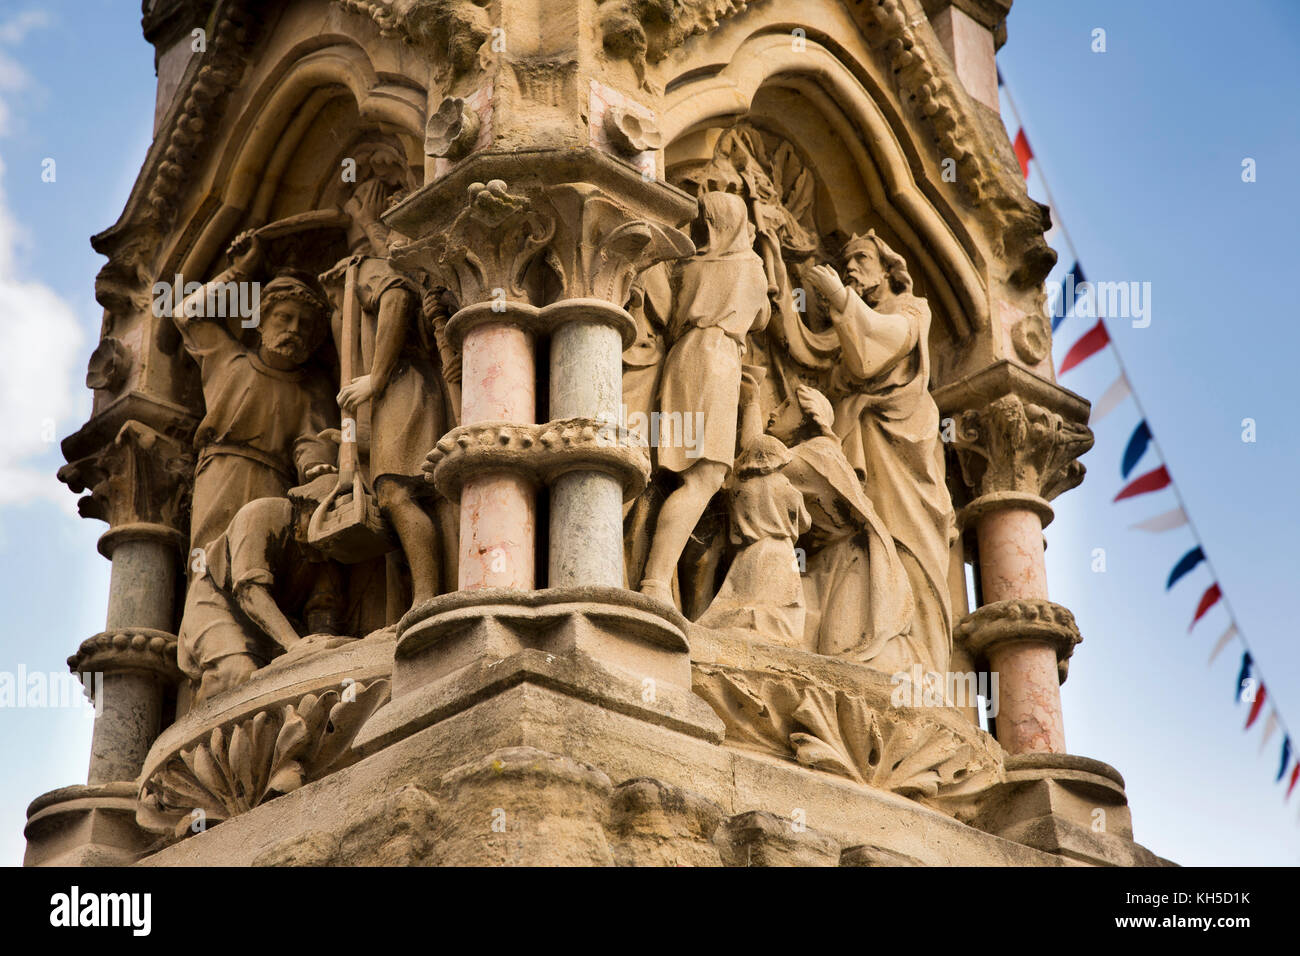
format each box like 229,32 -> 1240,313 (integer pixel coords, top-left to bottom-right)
808,231 -> 955,674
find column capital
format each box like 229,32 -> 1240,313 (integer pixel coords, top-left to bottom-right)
385,148 -> 696,309
57,419 -> 193,552
935,361 -> 1093,528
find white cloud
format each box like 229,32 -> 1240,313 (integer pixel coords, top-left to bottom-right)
0,10 -> 48,47
0,10 -> 87,513
0,165 -> 85,511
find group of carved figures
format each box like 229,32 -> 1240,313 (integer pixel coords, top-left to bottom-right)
171,128 -> 956,708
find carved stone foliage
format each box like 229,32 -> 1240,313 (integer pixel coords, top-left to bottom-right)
598,0 -> 768,77
85,338 -> 132,392
861,0 -> 1055,287
57,420 -> 193,530
391,180 -> 554,307
144,0 -> 258,227
693,666 -> 999,807
541,184 -> 694,305
335,0 -> 493,75
951,394 -> 1093,504
138,679 -> 391,840
425,95 -> 480,160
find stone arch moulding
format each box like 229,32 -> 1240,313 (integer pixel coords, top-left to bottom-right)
164,38 -> 427,282
660,31 -> 989,354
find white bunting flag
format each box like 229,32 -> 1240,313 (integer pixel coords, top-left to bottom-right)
1129,507 -> 1188,533
1090,373 -> 1132,425
1258,710 -> 1279,752
1208,624 -> 1239,665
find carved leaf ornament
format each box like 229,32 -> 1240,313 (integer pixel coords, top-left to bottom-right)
139,680 -> 390,839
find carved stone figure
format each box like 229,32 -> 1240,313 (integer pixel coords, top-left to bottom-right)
36,0 -> 1166,871
173,234 -> 338,552
639,191 -> 770,604
765,384 -> 915,667
325,168 -> 451,609
806,233 -> 955,673
178,483 -> 344,705
698,434 -> 810,643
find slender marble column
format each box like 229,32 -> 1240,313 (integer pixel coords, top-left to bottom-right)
547,300 -> 627,588
976,507 -> 1066,754
457,311 -> 537,590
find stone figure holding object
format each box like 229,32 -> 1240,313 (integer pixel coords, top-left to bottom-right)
173,232 -> 338,553
325,173 -> 450,609
805,231 -> 955,673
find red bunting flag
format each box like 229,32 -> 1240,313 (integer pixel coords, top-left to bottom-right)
1013,128 -> 1033,178
1189,582 -> 1223,631
1059,318 -> 1110,374
1114,465 -> 1171,502
1246,683 -> 1268,729
1289,763 -> 1300,800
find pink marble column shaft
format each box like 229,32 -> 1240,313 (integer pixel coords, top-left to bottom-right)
976,506 -> 1066,754
458,320 -> 536,590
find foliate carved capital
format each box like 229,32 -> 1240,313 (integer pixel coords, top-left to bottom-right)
424,418 -> 651,501
68,628 -> 181,684
952,393 -> 1092,503
57,420 -> 193,538
541,183 -> 694,306
935,363 -> 1093,524
390,179 -> 555,307
954,599 -> 1082,683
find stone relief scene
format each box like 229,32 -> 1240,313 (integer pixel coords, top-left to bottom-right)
19,0 -> 1216,873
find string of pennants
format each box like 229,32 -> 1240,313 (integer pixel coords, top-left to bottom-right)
998,68 -> 1299,808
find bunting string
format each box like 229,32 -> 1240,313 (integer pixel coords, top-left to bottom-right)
998,67 -> 1296,814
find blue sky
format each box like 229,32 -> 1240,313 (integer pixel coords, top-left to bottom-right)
0,1 -> 1296,866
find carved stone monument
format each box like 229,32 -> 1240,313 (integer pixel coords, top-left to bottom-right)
26,0 -> 1167,866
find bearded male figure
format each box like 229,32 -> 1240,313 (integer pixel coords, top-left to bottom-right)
173,233 -> 338,552
806,232 -> 955,673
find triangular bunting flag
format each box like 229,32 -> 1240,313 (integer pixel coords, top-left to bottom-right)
1189,583 -> 1223,630
1166,546 -> 1206,590
1289,763 -> 1300,800
1278,736 -> 1292,781
1258,711 -> 1279,752
1246,684 -> 1268,729
1013,128 -> 1033,178
1235,652 -> 1252,702
1114,465 -> 1171,502
1059,318 -> 1110,374
1050,262 -> 1088,332
1208,624 -> 1238,664
1130,507 -> 1187,533
1091,373 -> 1131,424
1122,420 -> 1153,478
